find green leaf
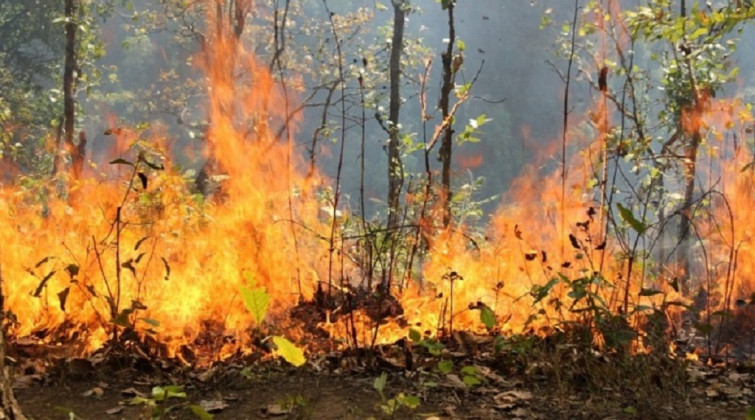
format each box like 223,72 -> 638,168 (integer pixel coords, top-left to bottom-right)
689,27 -> 708,40
373,372 -> 387,398
272,336 -> 306,367
397,393 -> 420,409
408,328 -> 421,342
139,317 -> 160,327
437,359 -> 453,374
143,159 -> 165,170
460,365 -> 479,376
531,278 -> 559,304
478,303 -> 496,329
109,158 -> 134,166
747,406 -> 755,420
617,203 -> 646,234
462,375 -> 482,387
112,308 -> 135,327
241,286 -> 269,325
189,404 -> 214,420
152,385 -> 185,401
639,288 -> 663,297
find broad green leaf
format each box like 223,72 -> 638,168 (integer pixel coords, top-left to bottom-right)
462,374 -> 481,387
241,286 -> 269,325
437,359 -> 453,374
617,203 -> 646,234
478,303 -> 496,329
272,336 -> 306,367
152,385 -> 185,401
189,404 -> 214,420
408,328 -> 421,342
397,393 -> 420,409
460,365 -> 479,376
747,406 -> 755,420
373,372 -> 387,398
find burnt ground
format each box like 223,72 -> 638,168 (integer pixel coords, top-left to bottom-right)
10,348 -> 755,420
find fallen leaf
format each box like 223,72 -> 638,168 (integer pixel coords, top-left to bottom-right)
705,389 -> 720,398
81,387 -> 104,398
262,404 -> 290,416
475,365 -> 506,384
105,406 -> 123,415
495,390 -> 533,401
721,386 -> 743,398
121,387 -> 146,398
510,407 -> 529,417
444,374 -> 467,389
200,399 -> 228,413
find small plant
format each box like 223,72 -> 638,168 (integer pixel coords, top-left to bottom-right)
239,281 -> 307,367
127,385 -> 213,419
372,372 -> 420,418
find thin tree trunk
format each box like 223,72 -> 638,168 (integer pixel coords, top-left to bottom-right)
677,130 -> 700,295
438,0 -> 456,227
387,0 -> 406,231
676,0 -> 702,296
53,0 -> 78,177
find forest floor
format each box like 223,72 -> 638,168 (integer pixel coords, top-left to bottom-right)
10,345 -> 754,420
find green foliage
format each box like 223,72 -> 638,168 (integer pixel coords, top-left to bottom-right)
456,114 -> 491,145
477,302 -> 496,330
372,372 -> 421,417
271,336 -> 307,367
237,282 -> 306,367
616,203 -> 647,235
437,359 -> 453,374
240,285 -> 270,326
128,385 -> 212,419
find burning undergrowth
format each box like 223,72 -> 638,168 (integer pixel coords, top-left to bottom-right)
2,3 -> 755,377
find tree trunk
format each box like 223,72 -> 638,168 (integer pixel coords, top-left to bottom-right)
438,1 -> 456,227
386,0 -> 406,231
677,130 -> 700,295
53,0 -> 78,177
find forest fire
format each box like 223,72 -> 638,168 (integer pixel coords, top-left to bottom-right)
1,1 -> 754,371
